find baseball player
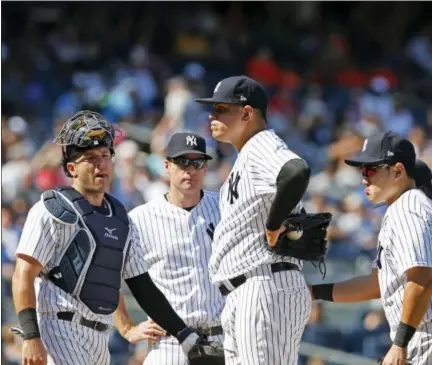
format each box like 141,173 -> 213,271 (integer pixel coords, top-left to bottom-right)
195,76 -> 312,365
311,132 -> 432,365
414,159 -> 432,200
11,111 -> 208,365
114,132 -> 225,364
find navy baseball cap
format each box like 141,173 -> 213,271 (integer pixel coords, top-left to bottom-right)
166,132 -> 212,160
345,131 -> 416,170
196,75 -> 268,119
414,159 -> 432,187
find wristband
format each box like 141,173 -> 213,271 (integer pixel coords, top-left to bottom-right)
393,322 -> 416,348
311,284 -> 334,302
18,308 -> 40,340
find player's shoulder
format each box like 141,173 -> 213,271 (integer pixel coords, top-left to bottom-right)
247,129 -> 297,156
129,195 -> 166,218
28,198 -> 54,219
391,188 -> 432,219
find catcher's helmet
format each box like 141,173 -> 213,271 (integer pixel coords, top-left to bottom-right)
54,110 -> 121,177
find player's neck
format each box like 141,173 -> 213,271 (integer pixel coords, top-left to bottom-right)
72,183 -> 105,207
233,121 -> 266,151
167,188 -> 202,209
386,180 -> 416,206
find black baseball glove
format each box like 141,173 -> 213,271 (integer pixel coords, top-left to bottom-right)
188,337 -> 225,365
271,212 -> 332,264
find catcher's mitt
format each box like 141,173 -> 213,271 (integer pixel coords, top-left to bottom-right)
188,337 -> 225,365
272,212 -> 332,269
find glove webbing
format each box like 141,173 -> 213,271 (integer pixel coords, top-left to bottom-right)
311,258 -> 327,280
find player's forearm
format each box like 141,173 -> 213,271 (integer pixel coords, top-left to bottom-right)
266,159 -> 311,230
12,264 -> 41,340
312,271 -> 380,303
125,273 -> 187,336
333,275 -> 381,302
114,293 -> 134,337
12,265 -> 37,312
400,279 -> 432,328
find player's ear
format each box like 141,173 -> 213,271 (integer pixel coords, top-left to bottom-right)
242,106 -> 253,121
393,163 -> 404,178
67,162 -> 77,178
164,160 -> 170,175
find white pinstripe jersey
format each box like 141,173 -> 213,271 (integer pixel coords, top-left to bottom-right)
128,191 -> 225,329
15,198 -> 150,326
209,129 -> 304,284
374,189 -> 432,337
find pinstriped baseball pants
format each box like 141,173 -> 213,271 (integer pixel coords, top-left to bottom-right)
144,334 -> 224,365
39,314 -> 110,365
220,264 -> 312,365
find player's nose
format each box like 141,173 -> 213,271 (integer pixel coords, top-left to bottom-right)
362,177 -> 369,186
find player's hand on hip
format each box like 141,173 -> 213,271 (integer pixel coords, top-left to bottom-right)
380,344 -> 408,365
22,338 -> 47,365
125,319 -> 167,344
266,226 -> 286,247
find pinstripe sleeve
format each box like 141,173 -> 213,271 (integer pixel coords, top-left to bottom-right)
122,220 -> 150,279
248,133 -> 303,194
16,202 -> 59,268
390,207 -> 432,274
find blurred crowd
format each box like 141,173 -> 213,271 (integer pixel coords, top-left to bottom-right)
2,2 -> 432,364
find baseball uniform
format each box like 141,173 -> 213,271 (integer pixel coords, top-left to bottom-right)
211,129 -> 311,365
129,190 -> 224,365
374,189 -> 432,364
16,196 -> 149,365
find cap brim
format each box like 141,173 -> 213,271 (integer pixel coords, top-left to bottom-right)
195,97 -> 217,104
168,150 -> 213,160
344,154 -> 389,167
195,97 -> 241,105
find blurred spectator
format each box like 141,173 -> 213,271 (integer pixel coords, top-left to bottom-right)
246,47 -> 280,88
386,95 -> 414,138
342,306 -> 391,359
406,26 -> 432,74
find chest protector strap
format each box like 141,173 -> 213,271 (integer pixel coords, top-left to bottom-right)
42,187 -> 131,315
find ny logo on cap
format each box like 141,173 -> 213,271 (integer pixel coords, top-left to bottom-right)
186,135 -> 197,146
214,82 -> 222,93
362,139 -> 368,152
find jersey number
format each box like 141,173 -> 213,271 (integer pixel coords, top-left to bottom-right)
227,172 -> 241,204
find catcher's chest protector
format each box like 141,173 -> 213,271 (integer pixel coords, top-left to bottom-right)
42,187 -> 130,315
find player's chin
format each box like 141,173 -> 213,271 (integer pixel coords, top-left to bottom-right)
94,177 -> 110,191
366,193 -> 380,204
211,129 -> 229,143
181,180 -> 199,190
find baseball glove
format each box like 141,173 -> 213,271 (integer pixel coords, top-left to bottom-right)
10,326 -> 24,338
272,212 -> 332,264
188,337 -> 225,365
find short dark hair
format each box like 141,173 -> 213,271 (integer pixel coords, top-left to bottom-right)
418,184 -> 432,200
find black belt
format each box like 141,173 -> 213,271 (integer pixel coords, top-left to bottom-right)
199,325 -> 223,337
57,311 -> 109,332
218,262 -> 299,296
